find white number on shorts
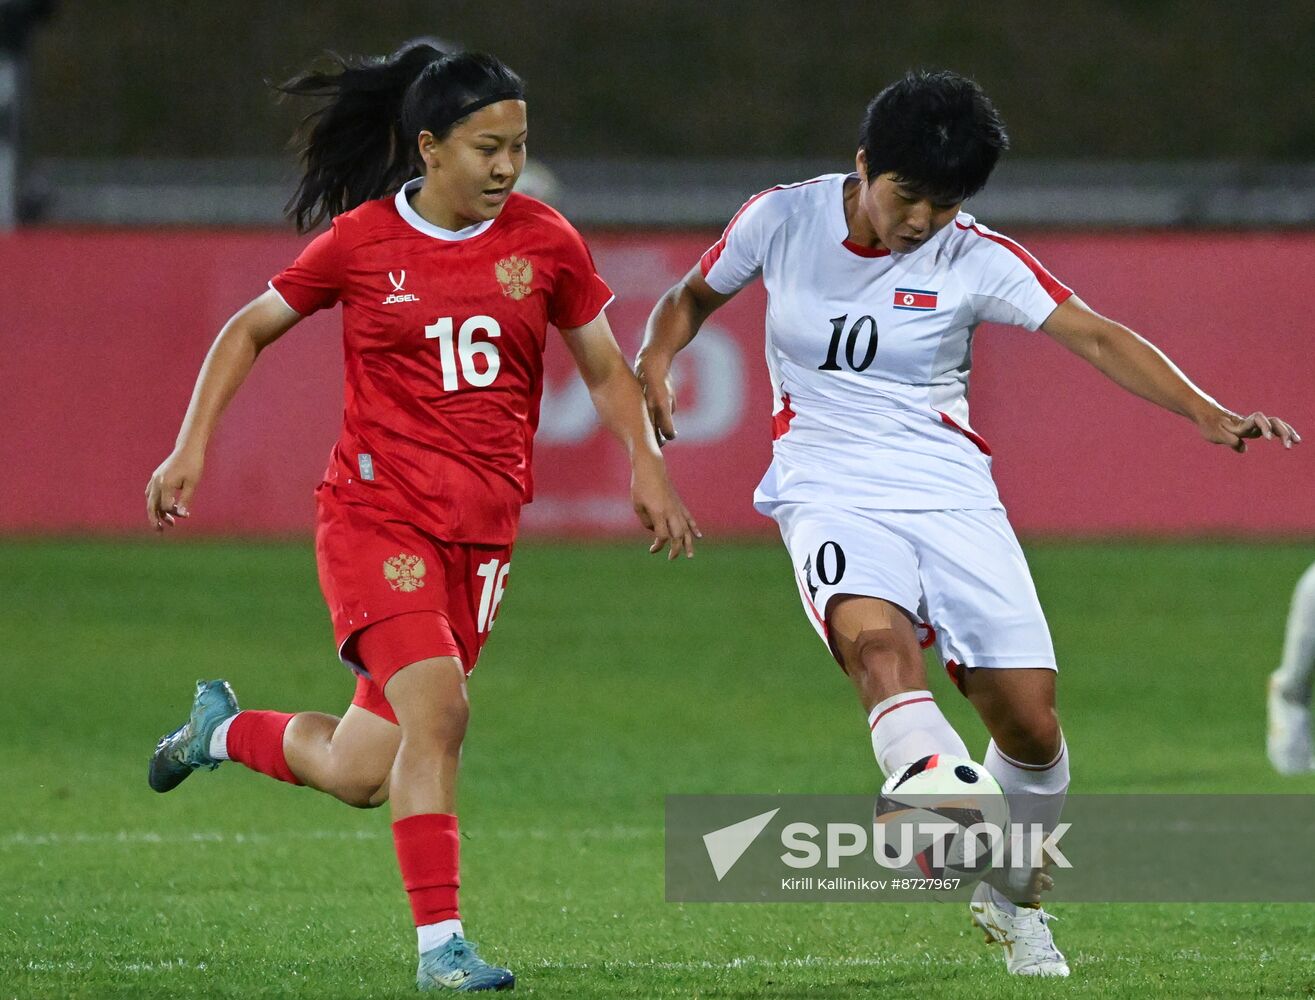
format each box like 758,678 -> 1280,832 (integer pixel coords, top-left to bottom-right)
425,315 -> 502,390
475,557 -> 511,632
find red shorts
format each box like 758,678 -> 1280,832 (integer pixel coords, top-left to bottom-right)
314,484 -> 513,724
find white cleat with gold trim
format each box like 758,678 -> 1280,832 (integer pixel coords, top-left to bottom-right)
970,881 -> 1070,977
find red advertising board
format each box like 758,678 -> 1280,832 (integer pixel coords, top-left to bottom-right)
1,229 -> 1312,538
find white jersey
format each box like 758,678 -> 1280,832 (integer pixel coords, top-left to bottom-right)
700,173 -> 1072,512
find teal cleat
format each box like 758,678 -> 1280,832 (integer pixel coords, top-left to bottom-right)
417,936 -> 515,992
148,679 -> 239,793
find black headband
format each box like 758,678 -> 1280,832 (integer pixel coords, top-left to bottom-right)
433,91 -> 525,134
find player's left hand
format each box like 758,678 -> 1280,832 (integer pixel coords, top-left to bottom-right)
634,352 -> 678,447
1197,408 -> 1301,453
631,455 -> 702,559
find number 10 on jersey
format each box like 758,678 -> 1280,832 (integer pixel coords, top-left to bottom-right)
818,314 -> 878,372
425,315 -> 502,390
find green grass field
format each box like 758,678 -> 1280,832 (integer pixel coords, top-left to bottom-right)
3,537 -> 1314,998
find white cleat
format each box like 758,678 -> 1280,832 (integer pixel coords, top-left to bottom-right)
970,882 -> 1070,977
1267,673 -> 1315,776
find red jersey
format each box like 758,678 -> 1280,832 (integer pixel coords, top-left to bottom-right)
270,180 -> 613,545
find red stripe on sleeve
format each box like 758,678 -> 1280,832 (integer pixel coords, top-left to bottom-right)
956,221 -> 1073,304
700,186 -> 782,276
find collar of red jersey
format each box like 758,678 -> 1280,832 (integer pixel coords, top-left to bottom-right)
394,178 -> 498,242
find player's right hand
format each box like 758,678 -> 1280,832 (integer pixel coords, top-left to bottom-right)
634,354 -> 677,446
1197,407 -> 1301,453
146,448 -> 204,531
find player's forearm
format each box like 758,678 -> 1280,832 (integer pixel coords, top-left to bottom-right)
587,366 -> 665,462
172,322 -> 263,455
637,282 -> 708,369
1084,322 -> 1222,424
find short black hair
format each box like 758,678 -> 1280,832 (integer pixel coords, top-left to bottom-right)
859,70 -> 1009,203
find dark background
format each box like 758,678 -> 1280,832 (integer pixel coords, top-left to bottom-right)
29,0 -> 1315,163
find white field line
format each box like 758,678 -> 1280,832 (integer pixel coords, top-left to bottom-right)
1,825 -> 658,848
22,958 -> 955,974
22,951 -> 1311,976
532,955 -> 982,971
533,950 -> 1315,971
16,956 -> 934,975
23,959 -> 209,973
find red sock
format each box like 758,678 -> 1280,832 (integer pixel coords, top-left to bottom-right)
393,813 -> 461,925
226,711 -> 302,785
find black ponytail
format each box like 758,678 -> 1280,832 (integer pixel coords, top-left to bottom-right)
278,39 -> 525,232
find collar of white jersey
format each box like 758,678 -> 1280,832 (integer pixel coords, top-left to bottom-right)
834,173 -> 956,258
394,178 -> 498,241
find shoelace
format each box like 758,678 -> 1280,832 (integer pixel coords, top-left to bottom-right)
1010,909 -> 1062,958
447,939 -> 480,963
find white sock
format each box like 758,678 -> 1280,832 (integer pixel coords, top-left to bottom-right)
1273,563 -> 1315,703
208,713 -> 240,761
867,690 -> 969,779
984,737 -> 1070,905
418,918 -> 464,954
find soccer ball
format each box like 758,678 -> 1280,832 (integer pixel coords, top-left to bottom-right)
873,754 -> 1009,885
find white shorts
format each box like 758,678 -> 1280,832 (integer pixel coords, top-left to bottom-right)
772,503 -> 1057,673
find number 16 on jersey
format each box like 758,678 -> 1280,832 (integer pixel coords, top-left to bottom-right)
425,315 -> 502,390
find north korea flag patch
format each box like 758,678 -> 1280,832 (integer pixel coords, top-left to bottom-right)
893,288 -> 938,311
